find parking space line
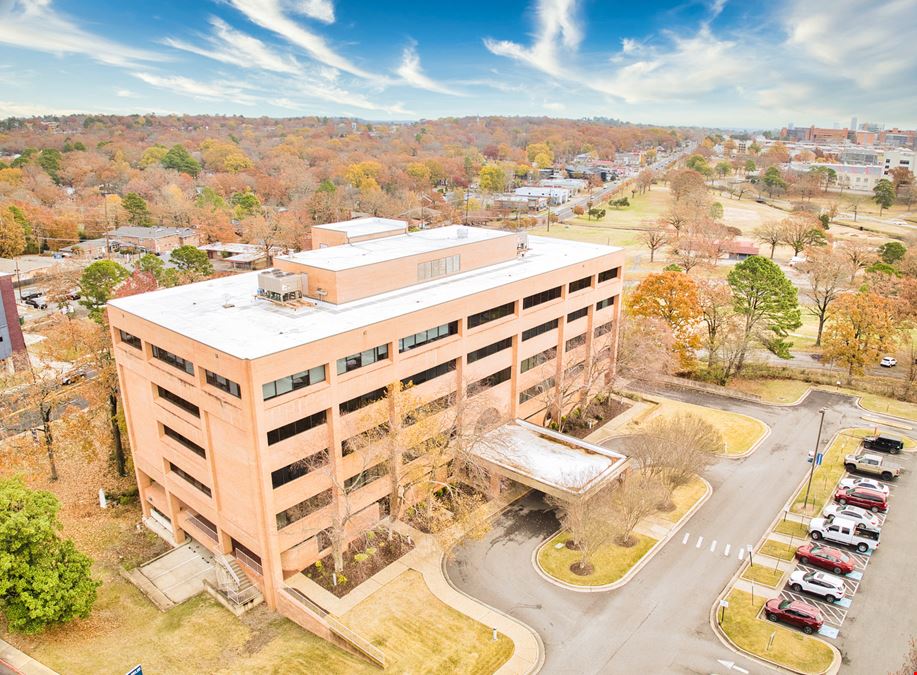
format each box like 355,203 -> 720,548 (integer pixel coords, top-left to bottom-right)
682,532 -> 690,545
738,548 -> 745,560
847,570 -> 863,580
696,535 -> 704,549
710,540 -> 717,553
724,543 -> 731,557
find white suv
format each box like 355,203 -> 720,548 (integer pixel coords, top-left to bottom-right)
839,476 -> 890,495
788,570 -> 847,603
822,504 -> 880,529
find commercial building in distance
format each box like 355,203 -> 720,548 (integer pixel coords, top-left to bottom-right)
107,222 -> 623,625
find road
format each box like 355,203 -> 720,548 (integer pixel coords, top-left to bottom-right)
446,387 -> 917,674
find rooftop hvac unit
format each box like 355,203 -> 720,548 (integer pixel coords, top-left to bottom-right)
517,233 -> 529,250
257,268 -> 307,302
456,226 -> 469,239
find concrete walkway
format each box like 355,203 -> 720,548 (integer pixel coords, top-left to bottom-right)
0,639 -> 58,675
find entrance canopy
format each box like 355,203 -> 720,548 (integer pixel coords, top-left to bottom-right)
470,419 -> 630,501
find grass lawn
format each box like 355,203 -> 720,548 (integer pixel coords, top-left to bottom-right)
790,428 -> 875,516
720,589 -> 834,675
537,532 -> 657,587
730,378 -> 812,404
758,539 -> 797,561
741,564 -> 785,588
856,391 -> 917,421
658,475 -> 708,523
774,519 -> 810,540
645,398 -> 768,456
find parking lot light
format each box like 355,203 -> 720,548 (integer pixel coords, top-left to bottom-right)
803,407 -> 829,513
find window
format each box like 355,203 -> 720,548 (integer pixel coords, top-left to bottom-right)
523,286 -> 562,309
399,321 -> 458,352
163,425 -> 206,459
266,410 -> 327,446
596,296 -> 615,311
276,489 -> 332,529
205,370 -> 241,398
520,346 -> 556,373
568,276 -> 592,293
337,343 -> 389,375
271,450 -> 328,489
344,462 -> 389,493
404,431 -> 452,463
417,254 -> 460,281
468,367 -> 511,396
401,359 -> 456,388
598,267 -> 620,283
565,361 -> 585,379
594,321 -> 613,337
403,392 -> 456,426
467,337 -> 512,363
168,462 -> 211,497
519,377 -> 555,403
468,301 -> 515,329
263,365 -> 326,401
342,423 -> 390,456
565,334 -> 586,352
567,306 -> 588,323
156,385 -> 200,417
522,318 -> 559,341
152,345 -> 194,375
119,329 -> 141,349
339,387 -> 387,416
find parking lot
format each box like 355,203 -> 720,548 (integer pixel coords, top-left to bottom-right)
769,457 -> 905,642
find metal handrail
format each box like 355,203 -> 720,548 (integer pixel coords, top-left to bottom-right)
187,515 -> 218,542
233,549 -> 263,575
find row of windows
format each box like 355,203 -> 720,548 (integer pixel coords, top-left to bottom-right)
119,329 -> 141,350
596,296 -> 615,311
276,489 -> 333,529
565,361 -> 586,379
520,346 -> 556,373
568,276 -> 592,293
565,334 -> 586,352
163,425 -> 206,459
522,285 -> 562,310
157,385 -> 200,417
567,306 -> 588,323
598,267 -> 620,283
262,365 -> 326,401
399,321 -> 458,353
522,318 -> 559,342
403,392 -> 456,427
339,387 -> 387,416
266,410 -> 327,446
468,301 -> 515,329
337,344 -> 389,376
519,376 -> 556,404
403,431 -> 453,464
417,254 -> 461,281
271,450 -> 328,489
467,337 -> 512,363
469,367 -> 512,396
152,345 -> 194,375
169,461 -> 211,497
344,462 -> 389,493
205,370 -> 241,398
342,423 -> 390,456
595,321 -> 613,337
401,359 -> 456,388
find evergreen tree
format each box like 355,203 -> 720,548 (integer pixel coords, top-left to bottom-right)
79,260 -> 130,321
161,144 -> 201,177
121,192 -> 154,227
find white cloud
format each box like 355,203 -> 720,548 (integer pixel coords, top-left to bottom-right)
115,88 -> 141,98
291,0 -> 335,24
484,0 -> 581,77
228,0 -> 369,78
543,101 -> 565,111
395,42 -> 462,96
0,0 -> 164,67
164,17 -> 302,75
0,100 -> 83,117
132,72 -> 261,105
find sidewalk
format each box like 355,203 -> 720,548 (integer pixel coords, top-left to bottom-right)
0,639 -> 58,675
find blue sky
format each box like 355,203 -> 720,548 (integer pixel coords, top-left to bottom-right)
0,0 -> 915,128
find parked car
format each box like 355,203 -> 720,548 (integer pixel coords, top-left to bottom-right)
844,452 -> 901,480
880,356 -> 897,367
822,503 -> 881,529
862,434 -> 904,455
764,598 -> 824,634
809,516 -> 879,553
23,295 -> 48,310
61,367 -> 89,386
788,570 -> 847,603
834,486 -> 888,513
839,476 -> 890,495
796,542 -> 856,575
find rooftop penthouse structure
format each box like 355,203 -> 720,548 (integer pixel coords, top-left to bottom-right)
108,220 -> 624,639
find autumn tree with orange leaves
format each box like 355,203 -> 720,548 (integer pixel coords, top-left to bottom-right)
628,270 -> 701,364
821,291 -> 898,384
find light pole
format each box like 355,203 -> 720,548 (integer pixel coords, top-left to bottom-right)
802,407 -> 828,512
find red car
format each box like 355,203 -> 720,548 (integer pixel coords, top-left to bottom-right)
834,486 -> 888,513
765,598 -> 824,634
796,542 -> 856,575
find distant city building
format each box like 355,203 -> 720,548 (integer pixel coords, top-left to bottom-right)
108,226 -> 199,255
514,186 -> 570,205
882,149 -> 914,176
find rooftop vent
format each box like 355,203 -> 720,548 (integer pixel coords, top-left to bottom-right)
457,226 -> 469,239
257,268 -> 307,303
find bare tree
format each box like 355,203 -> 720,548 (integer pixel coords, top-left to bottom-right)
797,248 -> 853,346
608,473 -> 667,547
754,221 -> 783,259
547,487 -> 617,573
696,279 -> 737,373
838,240 -> 878,281
0,370 -> 68,481
640,225 -> 670,263
615,314 -> 676,384
890,637 -> 917,675
779,213 -> 825,256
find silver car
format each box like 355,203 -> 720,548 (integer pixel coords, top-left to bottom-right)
789,570 -> 846,603
822,504 -> 880,529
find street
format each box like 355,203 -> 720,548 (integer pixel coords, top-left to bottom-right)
446,387 -> 917,674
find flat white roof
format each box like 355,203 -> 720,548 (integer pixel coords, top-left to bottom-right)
108,231 -> 621,360
276,225 -> 513,272
312,217 -> 407,237
471,419 -> 627,495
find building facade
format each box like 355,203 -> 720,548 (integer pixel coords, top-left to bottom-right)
108,223 -> 623,617
0,273 -> 26,371
108,226 -> 199,254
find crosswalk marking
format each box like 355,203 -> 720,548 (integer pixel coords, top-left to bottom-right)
696,535 -> 704,548
724,543 -> 731,557
738,547 -> 745,560
682,532 -> 690,545
710,539 -> 717,553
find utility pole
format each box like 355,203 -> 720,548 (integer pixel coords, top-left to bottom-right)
802,407 -> 828,512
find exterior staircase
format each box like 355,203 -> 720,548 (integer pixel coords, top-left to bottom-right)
212,555 -> 262,610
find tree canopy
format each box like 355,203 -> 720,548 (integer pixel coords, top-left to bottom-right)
79,259 -> 130,320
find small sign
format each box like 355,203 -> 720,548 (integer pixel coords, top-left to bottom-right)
126,666 -> 142,675
816,453 -> 824,466
719,599 -> 729,608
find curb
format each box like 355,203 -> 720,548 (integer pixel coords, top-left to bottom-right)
724,416 -> 773,459
531,476 -> 713,592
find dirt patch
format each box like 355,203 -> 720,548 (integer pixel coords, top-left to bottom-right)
570,561 -> 594,576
